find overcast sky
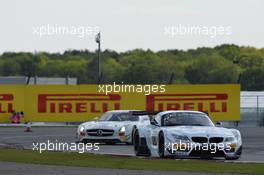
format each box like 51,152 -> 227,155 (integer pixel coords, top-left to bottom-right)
0,0 -> 263,53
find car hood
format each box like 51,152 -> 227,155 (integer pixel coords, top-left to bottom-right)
164,126 -> 234,138
81,121 -> 129,130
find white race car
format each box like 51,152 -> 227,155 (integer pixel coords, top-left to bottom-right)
77,110 -> 150,144
134,110 -> 242,160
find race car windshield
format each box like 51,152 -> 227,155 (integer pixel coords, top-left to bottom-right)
99,113 -> 139,121
161,112 -> 214,127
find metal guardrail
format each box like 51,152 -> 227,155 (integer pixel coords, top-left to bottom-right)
223,95 -> 264,127
241,95 -> 264,127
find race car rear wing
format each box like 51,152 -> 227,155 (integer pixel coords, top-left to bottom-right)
130,111 -> 160,116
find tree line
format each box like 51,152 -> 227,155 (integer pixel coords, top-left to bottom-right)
0,44 -> 264,90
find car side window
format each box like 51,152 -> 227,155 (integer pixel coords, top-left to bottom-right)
129,115 -> 139,121
140,115 -> 149,122
110,114 -> 122,121
112,113 -> 138,121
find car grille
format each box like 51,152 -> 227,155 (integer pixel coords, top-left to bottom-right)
192,137 -> 224,143
86,129 -> 114,137
209,137 -> 223,143
192,137 -> 208,143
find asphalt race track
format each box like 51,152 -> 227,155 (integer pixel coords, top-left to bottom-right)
0,161 -> 242,175
0,126 -> 264,162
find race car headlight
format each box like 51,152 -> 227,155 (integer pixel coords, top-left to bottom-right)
119,126 -> 126,133
225,137 -> 235,142
79,126 -> 85,133
119,126 -> 126,138
79,126 -> 86,137
171,134 -> 190,141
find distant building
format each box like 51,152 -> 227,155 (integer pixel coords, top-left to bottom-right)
0,76 -> 77,85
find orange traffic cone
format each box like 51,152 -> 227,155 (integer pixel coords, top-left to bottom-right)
24,122 -> 32,132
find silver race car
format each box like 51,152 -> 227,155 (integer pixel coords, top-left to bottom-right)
77,110 -> 150,144
134,110 -> 242,160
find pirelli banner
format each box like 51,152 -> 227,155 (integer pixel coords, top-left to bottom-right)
0,84 -> 240,122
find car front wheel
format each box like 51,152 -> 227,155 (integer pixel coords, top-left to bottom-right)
134,130 -> 150,156
158,132 -> 165,158
225,146 -> 242,160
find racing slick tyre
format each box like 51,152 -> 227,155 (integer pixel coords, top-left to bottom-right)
158,132 -> 165,158
134,130 -> 150,157
131,126 -> 137,145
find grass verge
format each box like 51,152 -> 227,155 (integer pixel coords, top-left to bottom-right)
0,149 -> 263,174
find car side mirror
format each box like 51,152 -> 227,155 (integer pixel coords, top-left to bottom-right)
150,120 -> 159,127
215,121 -> 222,127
